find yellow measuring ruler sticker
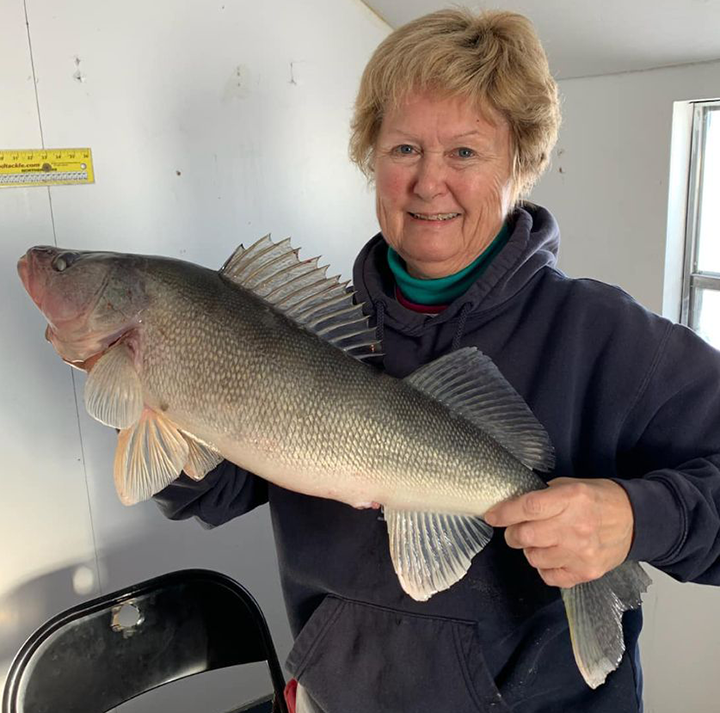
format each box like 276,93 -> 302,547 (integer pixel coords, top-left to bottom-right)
0,148 -> 94,187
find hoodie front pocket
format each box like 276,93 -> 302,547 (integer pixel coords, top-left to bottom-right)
286,595 -> 511,713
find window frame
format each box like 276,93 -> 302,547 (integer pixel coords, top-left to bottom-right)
681,100 -> 720,332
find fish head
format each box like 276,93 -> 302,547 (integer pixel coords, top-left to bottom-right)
18,246 -> 148,366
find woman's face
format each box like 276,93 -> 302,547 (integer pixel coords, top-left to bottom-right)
373,93 -> 515,279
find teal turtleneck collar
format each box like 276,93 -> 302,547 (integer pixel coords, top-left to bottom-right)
387,223 -> 511,306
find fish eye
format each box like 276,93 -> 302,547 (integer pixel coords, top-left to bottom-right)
52,252 -> 78,272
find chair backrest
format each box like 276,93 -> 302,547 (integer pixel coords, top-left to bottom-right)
2,569 -> 288,713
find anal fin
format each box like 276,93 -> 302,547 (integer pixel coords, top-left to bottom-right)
114,410 -> 189,505
385,507 -> 493,601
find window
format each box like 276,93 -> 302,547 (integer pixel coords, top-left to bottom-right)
682,101 -> 720,347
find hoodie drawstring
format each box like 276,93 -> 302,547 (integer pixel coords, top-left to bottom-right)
374,298 -> 468,353
451,303 -> 472,352
375,300 -> 386,346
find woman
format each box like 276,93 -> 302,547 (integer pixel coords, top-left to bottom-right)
156,9 -> 720,712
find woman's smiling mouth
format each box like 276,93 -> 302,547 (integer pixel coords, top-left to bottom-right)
408,212 -> 461,221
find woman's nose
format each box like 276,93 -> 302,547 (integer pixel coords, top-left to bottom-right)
412,154 -> 448,201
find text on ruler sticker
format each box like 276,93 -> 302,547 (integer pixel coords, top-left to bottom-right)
0,148 -> 94,187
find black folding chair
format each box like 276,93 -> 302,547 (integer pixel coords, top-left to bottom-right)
2,569 -> 288,713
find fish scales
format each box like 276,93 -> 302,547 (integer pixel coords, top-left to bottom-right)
136,258 -> 539,514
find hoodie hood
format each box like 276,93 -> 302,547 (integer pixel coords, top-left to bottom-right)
353,203 -> 560,335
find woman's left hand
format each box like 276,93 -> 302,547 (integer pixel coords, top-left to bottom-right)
484,478 -> 634,588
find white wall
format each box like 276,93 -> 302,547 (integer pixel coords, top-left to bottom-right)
532,60 -> 720,713
532,59 -> 720,315
0,0 -> 388,710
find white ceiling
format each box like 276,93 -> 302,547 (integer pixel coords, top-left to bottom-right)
363,0 -> 720,79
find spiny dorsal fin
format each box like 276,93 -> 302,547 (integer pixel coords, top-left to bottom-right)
405,347 -> 555,472
220,235 -> 381,361
385,507 -> 493,601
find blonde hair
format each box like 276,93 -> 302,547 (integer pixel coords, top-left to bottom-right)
349,8 -> 561,200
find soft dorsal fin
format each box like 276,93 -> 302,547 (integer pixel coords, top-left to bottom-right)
405,347 -> 555,472
220,235 -> 381,360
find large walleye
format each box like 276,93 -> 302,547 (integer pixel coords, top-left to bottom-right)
17,236 -> 649,688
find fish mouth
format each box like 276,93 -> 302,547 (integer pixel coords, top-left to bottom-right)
18,245 -> 109,344
18,245 -> 109,323
19,245 -> 139,367
18,246 -> 70,315
17,254 -> 31,291
17,250 -> 47,310
408,212 -> 461,222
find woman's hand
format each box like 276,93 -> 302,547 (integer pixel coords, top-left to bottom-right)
484,478 -> 634,588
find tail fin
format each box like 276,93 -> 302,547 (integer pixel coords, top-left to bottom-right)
561,560 -> 651,688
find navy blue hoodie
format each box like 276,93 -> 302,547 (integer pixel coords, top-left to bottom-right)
155,204 -> 720,712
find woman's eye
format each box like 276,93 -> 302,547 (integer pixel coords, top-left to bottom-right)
455,147 -> 476,158
394,144 -> 416,156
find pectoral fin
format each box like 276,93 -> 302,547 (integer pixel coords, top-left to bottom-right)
84,343 -> 143,429
114,410 -> 189,505
384,507 -> 493,601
